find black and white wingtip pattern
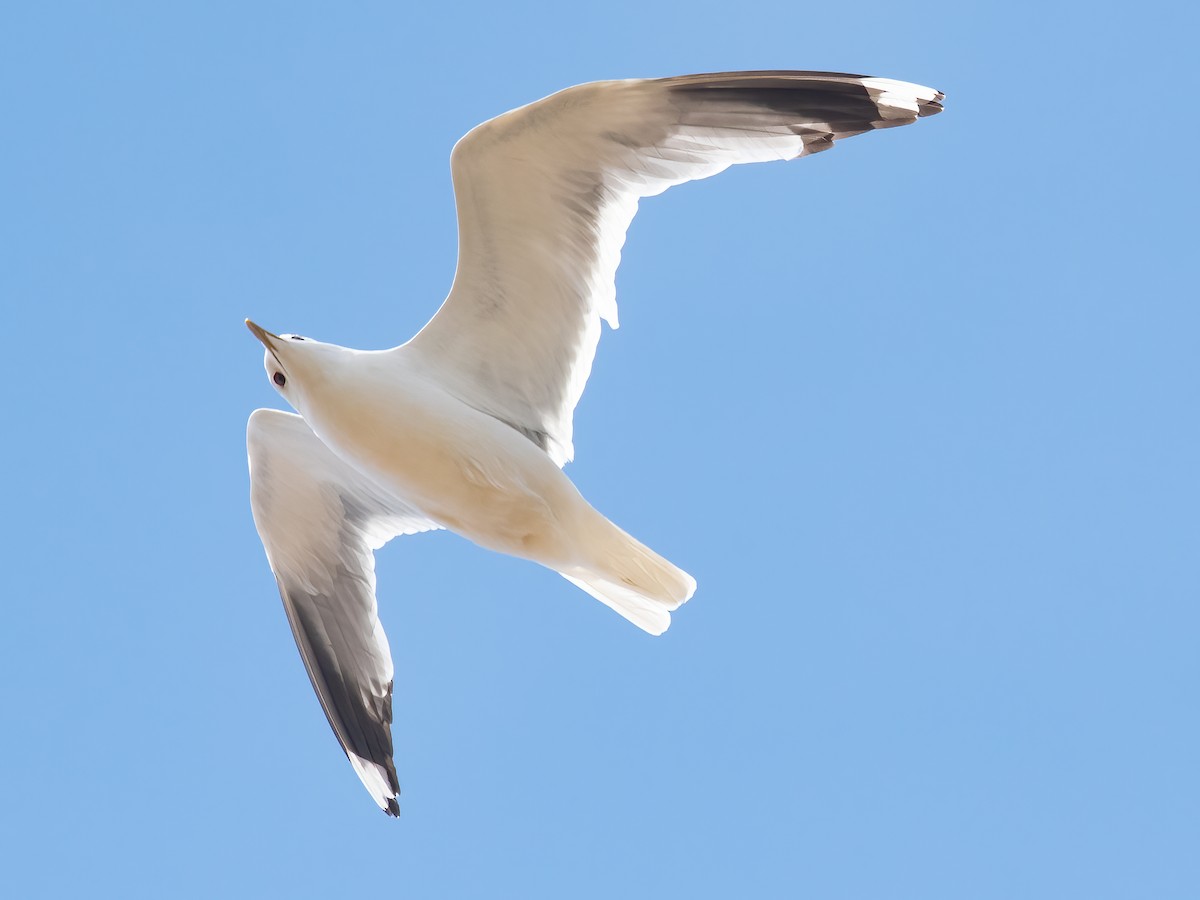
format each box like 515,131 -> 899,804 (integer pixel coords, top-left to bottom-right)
345,748 -> 400,816
861,75 -> 944,120
664,70 -> 943,157
281,574 -> 404,817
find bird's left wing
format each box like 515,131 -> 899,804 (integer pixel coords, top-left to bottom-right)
246,408 -> 440,816
403,71 -> 944,466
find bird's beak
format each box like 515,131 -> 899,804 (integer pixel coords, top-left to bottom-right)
245,319 -> 280,349
246,319 -> 286,368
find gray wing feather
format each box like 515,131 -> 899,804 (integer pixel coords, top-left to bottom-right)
247,408 -> 439,816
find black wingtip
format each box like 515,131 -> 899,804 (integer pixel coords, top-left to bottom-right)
384,796 -> 400,817
918,98 -> 945,117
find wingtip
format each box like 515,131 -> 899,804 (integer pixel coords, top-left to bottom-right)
383,796 -> 401,817
918,95 -> 945,117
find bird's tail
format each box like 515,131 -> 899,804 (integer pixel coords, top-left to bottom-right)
560,521 -> 696,636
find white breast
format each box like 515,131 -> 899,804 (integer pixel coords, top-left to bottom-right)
296,352 -> 592,567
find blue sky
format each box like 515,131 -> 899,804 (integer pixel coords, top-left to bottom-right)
2,1 -> 1196,897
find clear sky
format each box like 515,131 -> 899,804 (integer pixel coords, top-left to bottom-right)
2,2 -> 1195,898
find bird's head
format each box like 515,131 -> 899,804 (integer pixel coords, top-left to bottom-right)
245,319 -> 346,406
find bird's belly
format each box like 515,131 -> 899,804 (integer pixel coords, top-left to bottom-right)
309,386 -> 586,567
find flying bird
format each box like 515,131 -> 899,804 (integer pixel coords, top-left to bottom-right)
246,70 -> 944,815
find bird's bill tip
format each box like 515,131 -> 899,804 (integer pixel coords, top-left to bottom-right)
245,319 -> 278,346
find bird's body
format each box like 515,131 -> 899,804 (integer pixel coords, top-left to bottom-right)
262,334 -> 697,629
245,70 -> 944,815
292,343 -> 685,591
298,347 -> 566,553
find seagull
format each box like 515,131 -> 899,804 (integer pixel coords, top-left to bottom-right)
246,70 -> 944,816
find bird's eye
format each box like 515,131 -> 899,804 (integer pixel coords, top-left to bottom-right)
273,372 -> 287,387
290,335 -> 305,341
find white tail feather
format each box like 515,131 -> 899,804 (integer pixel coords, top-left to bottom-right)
561,525 -> 696,635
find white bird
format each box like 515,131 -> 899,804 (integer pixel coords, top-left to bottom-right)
246,70 -> 944,815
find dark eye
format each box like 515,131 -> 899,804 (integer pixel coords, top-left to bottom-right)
273,372 -> 287,387
290,335 -> 305,341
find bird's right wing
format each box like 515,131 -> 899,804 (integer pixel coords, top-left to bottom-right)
404,71 -> 943,466
246,408 -> 440,816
